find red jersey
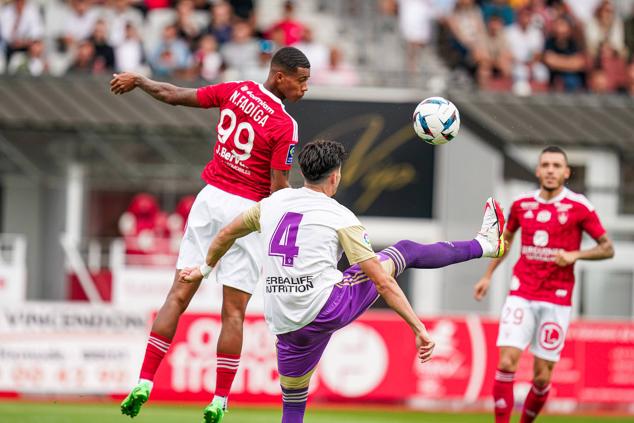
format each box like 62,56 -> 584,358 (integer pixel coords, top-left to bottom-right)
196,80 -> 299,202
506,188 -> 606,306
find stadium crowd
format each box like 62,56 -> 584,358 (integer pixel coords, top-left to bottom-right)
1,0 -> 634,95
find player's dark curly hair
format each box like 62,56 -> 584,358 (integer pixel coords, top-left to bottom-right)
298,140 -> 347,183
271,47 -> 311,73
540,145 -> 568,165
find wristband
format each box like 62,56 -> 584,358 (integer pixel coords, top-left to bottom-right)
199,263 -> 213,279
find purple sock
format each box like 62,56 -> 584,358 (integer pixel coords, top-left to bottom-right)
383,239 -> 483,275
281,387 -> 308,423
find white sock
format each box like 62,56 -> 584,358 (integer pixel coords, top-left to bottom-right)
213,395 -> 228,410
138,378 -> 154,390
475,235 -> 493,257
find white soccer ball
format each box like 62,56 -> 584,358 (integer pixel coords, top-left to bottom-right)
412,97 -> 460,145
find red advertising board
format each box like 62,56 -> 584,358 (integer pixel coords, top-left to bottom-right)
150,313 -> 634,407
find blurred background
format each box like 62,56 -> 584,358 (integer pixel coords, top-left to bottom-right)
1,0 -> 634,418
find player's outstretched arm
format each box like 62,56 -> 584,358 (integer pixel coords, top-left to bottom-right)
110,72 -> 201,107
554,234 -> 614,267
359,258 -> 434,363
474,229 -> 515,301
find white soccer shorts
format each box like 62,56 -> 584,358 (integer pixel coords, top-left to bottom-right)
176,184 -> 263,294
496,295 -> 571,362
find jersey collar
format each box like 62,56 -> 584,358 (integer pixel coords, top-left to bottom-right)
257,83 -> 284,107
534,187 -> 568,204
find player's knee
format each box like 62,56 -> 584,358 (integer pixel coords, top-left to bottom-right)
221,303 -> 246,324
533,366 -> 553,387
166,289 -> 193,314
498,354 -> 519,372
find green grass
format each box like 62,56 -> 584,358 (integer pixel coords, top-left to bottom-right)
0,401 -> 633,423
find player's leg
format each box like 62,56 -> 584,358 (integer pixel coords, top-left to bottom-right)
382,197 -> 505,273
121,269 -> 202,418
520,357 -> 555,423
276,326 -> 332,423
203,228 -> 261,422
493,296 -> 536,423
522,302 -> 570,422
202,286 -> 251,423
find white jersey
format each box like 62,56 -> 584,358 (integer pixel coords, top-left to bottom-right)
244,187 -> 375,334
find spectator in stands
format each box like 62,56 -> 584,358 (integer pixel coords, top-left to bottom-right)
447,0 -> 490,82
149,23 -> 192,77
119,192 -> 169,256
543,16 -> 586,91
311,46 -> 360,86
90,20 -> 116,71
62,0 -> 101,51
103,0 -> 144,48
481,0 -> 515,25
593,40 -> 627,91
175,0 -> 203,49
7,38 -> 47,75
588,67 -> 611,93
506,7 -> 549,94
241,39 -> 274,82
480,14 -> 513,86
203,0 -> 233,45
294,26 -> 329,73
585,0 -> 626,61
0,0 -> 44,62
67,39 -> 98,74
115,22 -> 147,73
220,19 -> 259,79
266,1 -> 304,46
194,33 -> 222,81
397,0 -> 438,73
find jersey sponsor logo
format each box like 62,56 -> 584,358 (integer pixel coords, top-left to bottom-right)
533,230 -> 549,247
521,245 -> 562,262
523,210 -> 534,219
520,201 -> 539,210
536,210 -> 551,223
538,322 -> 564,350
555,289 -> 567,298
285,144 -> 295,165
555,202 -> 573,212
265,275 -> 314,294
558,212 -> 568,225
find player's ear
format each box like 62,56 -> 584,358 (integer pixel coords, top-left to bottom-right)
564,165 -> 571,180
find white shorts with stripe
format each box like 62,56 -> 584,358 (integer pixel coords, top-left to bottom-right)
176,184 -> 263,294
496,295 -> 571,362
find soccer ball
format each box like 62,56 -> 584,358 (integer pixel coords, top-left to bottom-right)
412,97 -> 460,145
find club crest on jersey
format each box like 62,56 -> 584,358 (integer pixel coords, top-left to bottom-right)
536,210 -> 551,223
557,212 -> 568,225
285,144 -> 296,165
362,232 -> 371,246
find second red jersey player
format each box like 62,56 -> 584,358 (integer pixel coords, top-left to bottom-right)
473,146 -> 614,423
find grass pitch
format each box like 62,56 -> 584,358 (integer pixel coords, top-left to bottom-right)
1,401 -> 633,423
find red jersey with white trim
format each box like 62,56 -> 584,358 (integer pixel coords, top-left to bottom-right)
196,80 -> 299,202
506,188 -> 606,306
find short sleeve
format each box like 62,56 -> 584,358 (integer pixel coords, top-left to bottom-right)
242,203 -> 261,232
196,81 -> 239,108
337,225 -> 376,265
581,210 -> 606,240
506,200 -> 521,234
270,118 -> 298,171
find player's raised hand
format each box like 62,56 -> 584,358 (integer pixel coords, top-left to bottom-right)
474,276 -> 491,301
179,267 -> 203,284
110,72 -> 139,95
415,328 -> 435,364
554,250 -> 578,267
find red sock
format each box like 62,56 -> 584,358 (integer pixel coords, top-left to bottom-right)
215,353 -> 240,397
520,383 -> 551,423
493,369 -> 515,423
139,332 -> 172,381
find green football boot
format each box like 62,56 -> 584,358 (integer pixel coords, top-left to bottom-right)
120,381 -> 151,418
202,398 -> 226,423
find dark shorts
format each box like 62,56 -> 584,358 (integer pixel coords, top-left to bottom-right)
276,251 -> 399,384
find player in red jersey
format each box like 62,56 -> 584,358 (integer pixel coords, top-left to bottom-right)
473,146 -> 614,423
111,47 -> 310,422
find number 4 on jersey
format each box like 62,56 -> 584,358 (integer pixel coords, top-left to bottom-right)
269,212 -> 303,267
